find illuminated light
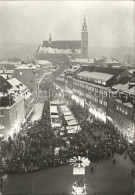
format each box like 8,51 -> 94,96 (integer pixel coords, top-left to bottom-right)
89,107 -> 106,122
69,156 -> 90,168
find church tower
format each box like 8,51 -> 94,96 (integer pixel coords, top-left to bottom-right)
81,16 -> 88,59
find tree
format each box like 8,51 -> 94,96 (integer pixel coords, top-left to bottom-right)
124,54 -> 133,65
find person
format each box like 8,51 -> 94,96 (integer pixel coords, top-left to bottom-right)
131,168 -> 134,177
0,177 -> 3,194
112,159 -> 116,164
91,166 -> 94,173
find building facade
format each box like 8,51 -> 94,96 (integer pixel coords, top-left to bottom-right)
107,74 -> 135,142
0,76 -> 32,140
54,65 -> 135,142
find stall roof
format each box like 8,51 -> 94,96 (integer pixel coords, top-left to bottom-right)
60,105 -> 70,112
50,100 -> 64,105
67,120 -> 78,126
51,123 -> 61,127
63,111 -> 72,116
66,125 -> 80,130
65,115 -> 75,121
50,106 -> 58,113
50,114 -> 59,118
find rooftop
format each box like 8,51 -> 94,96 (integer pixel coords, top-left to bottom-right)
72,58 -> 94,64
77,71 -> 113,81
41,40 -> 81,53
35,60 -> 52,65
15,64 -> 32,70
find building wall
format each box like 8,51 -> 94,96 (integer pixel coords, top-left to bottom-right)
14,69 -> 37,92
0,96 -> 25,140
0,109 -> 10,139
107,91 -> 135,142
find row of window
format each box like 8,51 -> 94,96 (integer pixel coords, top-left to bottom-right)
116,106 -> 128,115
99,100 -> 107,106
115,116 -> 134,131
109,106 -> 134,120
73,81 -> 108,96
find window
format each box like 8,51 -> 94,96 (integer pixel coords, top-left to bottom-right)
99,100 -> 103,104
104,101 -> 107,106
125,110 -> 128,115
0,111 -> 3,116
104,91 -> 107,96
98,80 -> 102,84
0,122 -> 5,130
20,72 -> 22,76
102,81 -> 106,85
89,86 -> 91,90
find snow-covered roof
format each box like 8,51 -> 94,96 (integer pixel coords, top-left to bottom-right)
77,71 -> 113,81
35,60 -> 52,65
50,105 -> 58,113
72,58 -> 94,63
67,119 -> 78,126
8,78 -> 27,92
63,111 -> 72,116
113,83 -> 135,95
51,122 -> 61,128
65,115 -> 75,121
123,102 -> 133,108
16,64 -> 32,70
50,114 -> 59,118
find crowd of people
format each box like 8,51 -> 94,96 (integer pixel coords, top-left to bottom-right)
0,96 -> 135,175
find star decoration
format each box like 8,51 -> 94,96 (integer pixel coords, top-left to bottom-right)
69,156 -> 90,168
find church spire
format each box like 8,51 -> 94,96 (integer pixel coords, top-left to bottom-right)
82,15 -> 87,32
49,33 -> 52,43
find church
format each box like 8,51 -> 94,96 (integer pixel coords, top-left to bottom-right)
35,17 -> 88,65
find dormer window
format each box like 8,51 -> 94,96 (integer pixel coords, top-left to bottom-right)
102,81 -> 106,85
98,80 -> 101,84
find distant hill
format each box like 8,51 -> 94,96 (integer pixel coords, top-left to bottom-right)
88,47 -> 134,59
0,42 -> 134,61
0,42 -> 39,61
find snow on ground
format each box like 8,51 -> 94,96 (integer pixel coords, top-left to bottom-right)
31,102 -> 44,122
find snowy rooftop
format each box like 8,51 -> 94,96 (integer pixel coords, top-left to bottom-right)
77,71 -> 113,81
67,119 -> 78,126
16,64 -> 32,70
113,83 -> 135,95
8,78 -> 27,92
50,106 -> 58,113
35,60 -> 52,65
72,58 -> 94,63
